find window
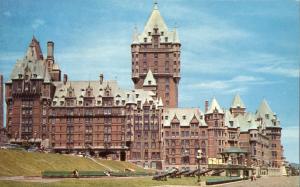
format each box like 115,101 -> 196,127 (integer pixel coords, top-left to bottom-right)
154,53 -> 158,58
165,37 -> 168,42
148,32 -> 151,36
144,38 -> 147,43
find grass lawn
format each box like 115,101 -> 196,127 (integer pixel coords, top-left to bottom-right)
0,150 -> 149,176
0,176 -> 214,187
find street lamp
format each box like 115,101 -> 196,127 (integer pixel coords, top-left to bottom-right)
196,149 -> 202,183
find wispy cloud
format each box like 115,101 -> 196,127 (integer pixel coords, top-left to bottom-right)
32,19 -> 45,30
3,11 -> 11,17
185,75 -> 274,95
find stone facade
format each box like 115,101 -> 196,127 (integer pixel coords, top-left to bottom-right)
3,2 -> 284,172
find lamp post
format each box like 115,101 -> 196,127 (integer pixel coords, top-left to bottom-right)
184,149 -> 188,170
196,149 -> 202,183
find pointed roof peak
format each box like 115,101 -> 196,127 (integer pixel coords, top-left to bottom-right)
158,97 -> 163,107
231,93 -> 246,108
143,70 -> 157,86
153,0 -> 158,10
144,2 -> 168,33
257,99 -> 273,115
206,97 -> 224,114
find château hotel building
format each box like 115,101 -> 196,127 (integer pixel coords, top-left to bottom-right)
2,2 -> 284,174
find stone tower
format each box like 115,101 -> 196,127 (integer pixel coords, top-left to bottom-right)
131,2 -> 181,107
205,97 -> 226,159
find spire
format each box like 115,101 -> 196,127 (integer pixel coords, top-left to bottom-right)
153,0 -> 158,10
143,70 -> 157,86
257,99 -> 274,116
173,27 -> 180,43
231,93 -> 246,109
132,25 -> 139,44
143,1 -> 168,34
26,36 -> 43,61
206,97 -> 224,114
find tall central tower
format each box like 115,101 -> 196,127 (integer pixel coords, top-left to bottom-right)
131,2 -> 181,108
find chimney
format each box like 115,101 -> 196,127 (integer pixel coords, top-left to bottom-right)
47,41 -> 54,58
63,74 -> 68,85
100,73 -> 104,84
205,100 -> 209,113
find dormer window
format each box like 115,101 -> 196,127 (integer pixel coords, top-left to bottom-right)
33,74 -> 37,78
161,31 -> 164,36
148,32 -> 151,36
136,94 -> 139,98
183,115 -> 186,120
154,28 -> 158,33
165,37 -> 168,42
229,121 -> 234,127
144,38 -> 147,43
60,101 -> 64,106
265,114 -> 269,119
165,116 -> 168,120
18,74 -> 22,78
148,81 -> 151,85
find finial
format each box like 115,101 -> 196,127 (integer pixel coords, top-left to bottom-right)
153,0 -> 158,10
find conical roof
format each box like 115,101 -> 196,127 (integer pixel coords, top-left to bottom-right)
231,93 -> 246,108
134,2 -> 180,44
206,97 -> 224,114
257,99 -> 274,116
143,2 -> 168,34
143,70 -> 157,86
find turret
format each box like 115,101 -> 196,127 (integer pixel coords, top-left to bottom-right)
230,93 -> 246,117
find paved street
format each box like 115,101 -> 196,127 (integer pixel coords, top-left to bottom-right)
153,176 -> 299,187
214,176 -> 299,187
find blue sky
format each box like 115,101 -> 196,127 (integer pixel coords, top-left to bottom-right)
0,0 -> 299,163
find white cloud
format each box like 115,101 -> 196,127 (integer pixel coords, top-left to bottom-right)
32,19 -> 45,30
185,75 -> 271,95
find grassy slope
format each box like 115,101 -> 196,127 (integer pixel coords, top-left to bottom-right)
96,159 -> 148,172
0,150 -> 105,176
0,150 -> 148,176
0,177 -> 210,187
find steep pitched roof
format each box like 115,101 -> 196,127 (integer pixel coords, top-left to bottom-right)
231,93 -> 246,108
134,2 -> 180,44
206,97 -> 224,114
257,99 -> 274,116
143,70 -> 156,86
143,2 -> 168,35
8,37 -> 50,83
164,108 -> 207,127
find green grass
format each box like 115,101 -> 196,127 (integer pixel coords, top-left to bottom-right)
95,159 -> 150,172
0,176 -> 216,187
0,150 -> 149,177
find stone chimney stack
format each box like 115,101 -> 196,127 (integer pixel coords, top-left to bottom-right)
63,74 -> 68,85
205,100 -> 209,113
47,41 -> 54,59
100,73 -> 104,84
